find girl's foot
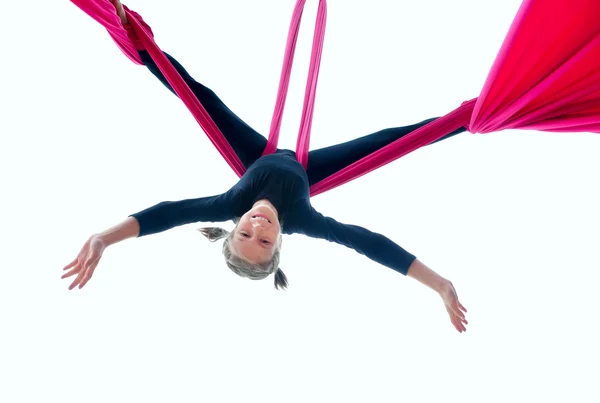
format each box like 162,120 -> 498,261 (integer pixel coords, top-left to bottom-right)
110,0 -> 128,25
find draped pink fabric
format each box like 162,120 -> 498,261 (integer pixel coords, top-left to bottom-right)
262,0 -> 327,170
71,0 -> 600,197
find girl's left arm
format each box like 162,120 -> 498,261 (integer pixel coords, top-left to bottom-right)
300,210 -> 468,332
299,210 -> 416,275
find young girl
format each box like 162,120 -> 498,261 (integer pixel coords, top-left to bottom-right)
62,0 -> 468,333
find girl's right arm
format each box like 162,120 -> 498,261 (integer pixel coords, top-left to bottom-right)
61,217 -> 140,290
96,216 -> 140,246
61,191 -> 241,290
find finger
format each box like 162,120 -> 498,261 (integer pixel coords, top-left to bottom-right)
69,267 -> 88,290
62,258 -> 79,271
459,302 -> 468,313
452,316 -> 462,333
447,308 -> 466,333
78,258 -> 100,289
78,269 -> 94,289
453,308 -> 467,323
69,277 -> 83,290
446,306 -> 460,332
61,267 -> 81,279
458,313 -> 468,331
62,261 -> 83,279
71,255 -> 98,290
451,304 -> 466,320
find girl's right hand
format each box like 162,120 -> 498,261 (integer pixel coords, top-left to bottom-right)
61,236 -> 107,290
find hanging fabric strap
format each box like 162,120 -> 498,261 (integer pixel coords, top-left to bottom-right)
262,0 -> 327,169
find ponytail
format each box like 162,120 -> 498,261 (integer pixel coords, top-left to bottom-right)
274,268 -> 288,290
198,227 -> 230,242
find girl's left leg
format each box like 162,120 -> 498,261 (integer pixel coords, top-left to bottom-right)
305,118 -> 466,186
138,51 -> 268,169
115,1 -> 267,169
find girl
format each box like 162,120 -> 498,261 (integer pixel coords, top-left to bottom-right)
62,0 -> 468,333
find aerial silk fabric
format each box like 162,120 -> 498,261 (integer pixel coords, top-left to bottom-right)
262,0 -> 327,170
70,0 -> 600,197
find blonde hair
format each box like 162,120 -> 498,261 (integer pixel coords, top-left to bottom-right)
198,226 -> 288,290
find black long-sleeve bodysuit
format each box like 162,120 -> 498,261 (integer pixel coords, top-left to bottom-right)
130,51 -> 466,275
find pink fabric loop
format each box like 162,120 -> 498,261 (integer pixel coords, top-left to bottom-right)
263,0 -> 327,170
295,0 -> 327,169
261,0 -> 305,157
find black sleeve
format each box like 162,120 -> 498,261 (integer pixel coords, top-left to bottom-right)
129,189 -> 241,237
300,209 -> 417,275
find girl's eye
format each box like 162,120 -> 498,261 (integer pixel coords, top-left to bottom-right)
261,239 -> 270,245
241,232 -> 250,238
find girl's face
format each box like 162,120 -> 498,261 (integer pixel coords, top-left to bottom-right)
230,202 -> 282,264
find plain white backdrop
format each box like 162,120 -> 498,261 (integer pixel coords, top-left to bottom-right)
1,0 -> 599,402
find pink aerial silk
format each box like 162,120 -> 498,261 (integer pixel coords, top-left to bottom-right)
262,0 -> 327,170
70,0 -> 600,197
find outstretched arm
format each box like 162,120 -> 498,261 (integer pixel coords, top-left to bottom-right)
62,190 -> 242,290
300,209 -> 468,332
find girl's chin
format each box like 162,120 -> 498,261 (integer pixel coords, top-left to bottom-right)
252,204 -> 278,219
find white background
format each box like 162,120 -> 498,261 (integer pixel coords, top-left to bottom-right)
1,1 -> 599,402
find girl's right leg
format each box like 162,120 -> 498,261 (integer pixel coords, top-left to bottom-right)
305,118 -> 466,186
138,51 -> 268,169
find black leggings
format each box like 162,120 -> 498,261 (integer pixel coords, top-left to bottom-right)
139,51 -> 466,186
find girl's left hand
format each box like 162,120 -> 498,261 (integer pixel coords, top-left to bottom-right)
439,281 -> 468,333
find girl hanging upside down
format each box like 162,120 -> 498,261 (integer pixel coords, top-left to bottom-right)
62,0 -> 469,333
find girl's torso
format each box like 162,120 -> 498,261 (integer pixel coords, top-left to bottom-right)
233,150 -> 311,232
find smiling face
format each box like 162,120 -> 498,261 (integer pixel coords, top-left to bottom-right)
230,200 -> 282,264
